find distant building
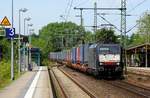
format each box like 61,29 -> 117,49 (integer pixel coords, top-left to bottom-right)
126,43 -> 150,67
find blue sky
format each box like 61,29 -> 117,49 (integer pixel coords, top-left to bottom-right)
0,0 -> 149,36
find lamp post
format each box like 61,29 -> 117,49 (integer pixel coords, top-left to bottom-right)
18,8 -> 28,74
29,29 -> 34,44
24,17 -> 31,35
60,15 -> 67,49
29,29 -> 34,68
23,17 -> 31,71
27,24 -> 33,69
27,24 -> 33,35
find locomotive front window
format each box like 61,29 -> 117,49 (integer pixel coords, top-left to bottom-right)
100,48 -> 109,51
99,46 -> 120,54
99,48 -> 110,54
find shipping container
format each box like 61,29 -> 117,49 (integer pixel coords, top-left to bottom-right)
80,45 -> 84,64
71,47 -> 76,64
68,50 -> 71,62
88,44 -> 98,68
83,44 -> 90,64
64,50 -> 67,61
78,44 -> 91,64
76,47 -> 80,64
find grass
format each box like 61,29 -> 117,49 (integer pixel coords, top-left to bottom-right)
0,60 -> 21,90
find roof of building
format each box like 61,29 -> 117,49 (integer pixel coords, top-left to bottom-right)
127,43 -> 150,51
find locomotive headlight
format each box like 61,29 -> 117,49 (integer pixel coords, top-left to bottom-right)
117,62 -> 120,65
100,62 -> 103,65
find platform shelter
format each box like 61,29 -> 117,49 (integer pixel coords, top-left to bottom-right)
30,48 -> 41,66
126,43 -> 150,67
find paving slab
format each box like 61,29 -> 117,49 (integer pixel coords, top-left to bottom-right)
0,66 -> 53,98
32,67 -> 53,98
0,71 -> 36,98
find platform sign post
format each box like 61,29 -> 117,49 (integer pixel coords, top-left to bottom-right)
5,28 -> 15,81
1,15 -> 15,80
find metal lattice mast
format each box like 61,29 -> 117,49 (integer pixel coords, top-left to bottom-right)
94,2 -> 97,33
121,0 -> 126,47
94,2 -> 97,41
121,0 -> 127,73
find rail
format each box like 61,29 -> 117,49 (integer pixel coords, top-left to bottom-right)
105,80 -> 150,98
58,67 -> 97,98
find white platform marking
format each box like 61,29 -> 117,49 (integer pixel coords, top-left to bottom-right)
24,67 -> 42,98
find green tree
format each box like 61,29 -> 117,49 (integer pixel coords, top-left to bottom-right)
128,11 -> 150,46
95,28 -> 118,43
137,11 -> 150,43
0,38 -> 11,59
128,34 -> 145,46
83,31 -> 94,43
31,22 -> 86,64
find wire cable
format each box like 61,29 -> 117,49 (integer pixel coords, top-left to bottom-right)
74,0 -> 91,7
128,0 -> 148,13
98,14 -> 121,32
64,0 -> 71,21
66,0 -> 74,21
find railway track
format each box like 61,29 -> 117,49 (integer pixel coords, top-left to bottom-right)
50,65 -> 150,98
49,66 -> 97,98
106,80 -> 150,98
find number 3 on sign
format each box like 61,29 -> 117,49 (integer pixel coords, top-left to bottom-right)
9,28 -> 15,36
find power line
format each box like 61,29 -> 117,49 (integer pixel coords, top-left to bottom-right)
66,0 -> 74,21
124,0 -> 148,34
74,0 -> 91,7
65,0 -> 71,15
64,0 -> 71,21
98,14 -> 121,32
126,23 -> 139,33
128,0 -> 148,13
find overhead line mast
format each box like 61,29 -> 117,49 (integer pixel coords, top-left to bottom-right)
94,2 -> 97,34
121,0 -> 127,47
74,0 -> 126,43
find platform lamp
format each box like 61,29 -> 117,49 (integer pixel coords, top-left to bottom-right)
18,8 -> 28,74
28,28 -> 34,68
27,23 -> 33,69
23,17 -> 31,71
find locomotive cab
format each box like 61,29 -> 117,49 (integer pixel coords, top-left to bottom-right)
88,43 -> 123,78
98,44 -> 123,78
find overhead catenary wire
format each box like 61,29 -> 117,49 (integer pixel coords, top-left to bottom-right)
104,0 -> 148,35
98,14 -> 121,32
125,0 -> 148,33
126,23 -> 139,33
74,0 -> 91,7
65,0 -> 74,22
128,0 -> 148,13
63,0 -> 72,21
64,0 -> 71,17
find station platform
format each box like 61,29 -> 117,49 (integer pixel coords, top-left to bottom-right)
127,67 -> 150,76
0,66 -> 53,98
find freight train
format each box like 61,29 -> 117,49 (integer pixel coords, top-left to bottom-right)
49,43 -> 124,79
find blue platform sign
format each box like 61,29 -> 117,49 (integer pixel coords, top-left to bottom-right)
5,28 -> 15,39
